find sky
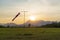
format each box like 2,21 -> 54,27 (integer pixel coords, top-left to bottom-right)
0,0 -> 60,24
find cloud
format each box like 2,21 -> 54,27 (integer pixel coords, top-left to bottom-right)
47,0 -> 60,6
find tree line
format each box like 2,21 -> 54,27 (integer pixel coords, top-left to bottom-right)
0,21 -> 60,28
41,22 -> 60,28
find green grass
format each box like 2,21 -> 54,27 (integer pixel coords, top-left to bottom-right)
0,28 -> 60,40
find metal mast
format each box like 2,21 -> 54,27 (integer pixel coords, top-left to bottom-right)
22,11 -> 27,27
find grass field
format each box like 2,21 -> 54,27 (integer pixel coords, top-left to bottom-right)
0,28 -> 60,40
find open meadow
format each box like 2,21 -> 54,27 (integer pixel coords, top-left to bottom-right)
0,28 -> 60,40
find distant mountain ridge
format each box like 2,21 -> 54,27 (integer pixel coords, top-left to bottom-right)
0,20 -> 53,27
24,20 -> 52,27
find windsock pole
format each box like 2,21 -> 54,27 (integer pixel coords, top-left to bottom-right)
21,11 -> 27,27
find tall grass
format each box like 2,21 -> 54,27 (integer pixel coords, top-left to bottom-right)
0,28 -> 60,40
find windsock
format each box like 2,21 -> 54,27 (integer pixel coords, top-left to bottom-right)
12,12 -> 20,21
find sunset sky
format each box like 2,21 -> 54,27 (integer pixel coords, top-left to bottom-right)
0,0 -> 60,24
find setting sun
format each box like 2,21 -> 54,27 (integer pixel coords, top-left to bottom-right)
29,16 -> 36,21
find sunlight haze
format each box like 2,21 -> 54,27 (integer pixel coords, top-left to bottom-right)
0,0 -> 60,24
